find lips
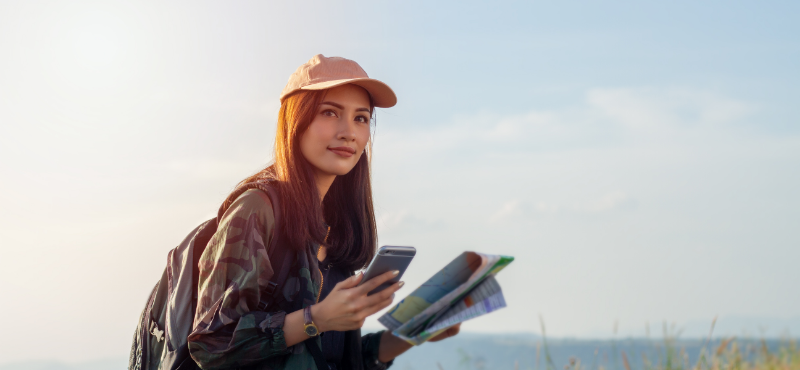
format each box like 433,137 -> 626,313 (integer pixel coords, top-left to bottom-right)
328,146 -> 356,157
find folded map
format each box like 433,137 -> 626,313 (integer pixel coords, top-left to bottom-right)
378,251 -> 514,345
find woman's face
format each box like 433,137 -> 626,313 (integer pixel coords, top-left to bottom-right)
300,84 -> 372,180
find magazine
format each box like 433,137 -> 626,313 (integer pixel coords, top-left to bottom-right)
377,252 -> 514,345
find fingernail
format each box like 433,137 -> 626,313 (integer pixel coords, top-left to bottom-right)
392,270 -> 399,276
398,281 -> 405,288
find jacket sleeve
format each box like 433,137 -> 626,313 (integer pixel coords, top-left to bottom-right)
361,331 -> 394,370
188,189 -> 290,369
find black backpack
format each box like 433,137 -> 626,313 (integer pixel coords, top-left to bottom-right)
128,183 -> 329,370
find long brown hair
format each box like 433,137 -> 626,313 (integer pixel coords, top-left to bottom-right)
223,89 -> 377,271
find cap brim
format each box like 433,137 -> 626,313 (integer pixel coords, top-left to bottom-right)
298,78 -> 397,108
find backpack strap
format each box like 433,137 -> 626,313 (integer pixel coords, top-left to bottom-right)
191,218 -> 219,314
257,238 -> 294,311
214,179 -> 297,311
215,180 -> 329,369
247,182 -> 297,312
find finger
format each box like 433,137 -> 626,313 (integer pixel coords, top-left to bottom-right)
362,296 -> 396,318
355,270 -> 399,295
334,271 -> 364,291
371,285 -> 402,310
361,281 -> 403,307
358,292 -> 396,318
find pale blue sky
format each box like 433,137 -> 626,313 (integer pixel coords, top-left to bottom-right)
0,0 -> 798,364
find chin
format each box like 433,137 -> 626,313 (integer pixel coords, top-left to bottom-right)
332,168 -> 355,176
313,157 -> 359,177
319,165 -> 355,177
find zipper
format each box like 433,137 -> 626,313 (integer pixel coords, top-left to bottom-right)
316,244 -> 325,304
317,226 -> 331,303
316,264 -> 334,304
316,267 -> 323,304
316,227 -> 331,304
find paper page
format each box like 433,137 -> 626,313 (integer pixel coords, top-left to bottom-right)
424,275 -> 506,333
407,272 -> 503,338
379,252 -> 514,345
392,255 -> 503,337
378,252 -> 485,330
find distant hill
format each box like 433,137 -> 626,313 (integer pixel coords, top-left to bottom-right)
0,358 -> 125,370
2,332 -> 795,370
681,315 -> 800,338
391,333 -> 793,370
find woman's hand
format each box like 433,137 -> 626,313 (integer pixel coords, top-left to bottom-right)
427,323 -> 461,342
310,270 -> 402,333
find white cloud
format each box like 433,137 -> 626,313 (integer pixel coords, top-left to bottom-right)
586,87 -> 757,130
377,210 -> 446,233
378,87 -> 758,163
490,191 -> 636,222
580,191 -> 636,213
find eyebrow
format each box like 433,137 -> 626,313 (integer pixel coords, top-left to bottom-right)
320,101 -> 372,114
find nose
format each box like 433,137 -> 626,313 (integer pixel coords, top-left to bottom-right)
337,118 -> 357,142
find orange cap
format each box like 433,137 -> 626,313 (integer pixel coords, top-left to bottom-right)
280,54 -> 397,108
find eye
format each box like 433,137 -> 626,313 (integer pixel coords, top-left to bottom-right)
355,115 -> 370,123
321,109 -> 337,117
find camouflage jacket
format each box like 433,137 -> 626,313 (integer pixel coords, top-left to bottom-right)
187,189 -> 391,370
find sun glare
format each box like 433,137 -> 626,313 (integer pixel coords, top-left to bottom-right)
70,24 -> 124,69
46,9 -> 141,93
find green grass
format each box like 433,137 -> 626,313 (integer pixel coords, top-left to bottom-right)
556,322 -> 799,370
449,319 -> 800,370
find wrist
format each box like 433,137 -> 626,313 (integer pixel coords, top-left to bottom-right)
378,330 -> 412,363
309,304 -> 327,333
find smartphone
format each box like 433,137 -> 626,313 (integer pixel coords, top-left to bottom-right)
359,246 -> 416,295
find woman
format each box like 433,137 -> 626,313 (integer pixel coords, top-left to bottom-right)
187,55 -> 460,370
